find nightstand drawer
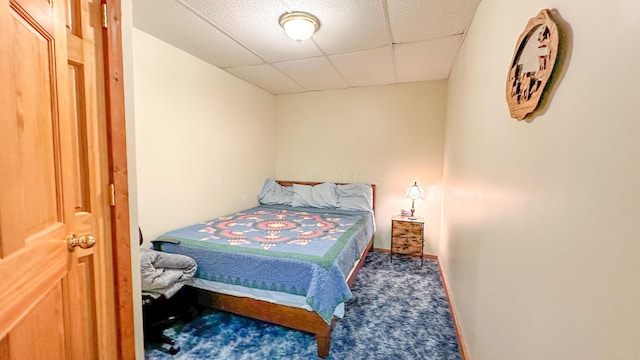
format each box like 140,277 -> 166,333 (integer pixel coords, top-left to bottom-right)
391,223 -> 422,238
391,236 -> 422,254
391,219 -> 422,230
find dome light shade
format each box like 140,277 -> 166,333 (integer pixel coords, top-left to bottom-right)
279,12 -> 320,42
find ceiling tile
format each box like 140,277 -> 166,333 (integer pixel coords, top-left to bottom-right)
182,0 -> 324,62
282,0 -> 390,54
133,0 -> 262,68
394,35 -> 463,82
329,46 -> 396,87
273,57 -> 349,91
225,64 -> 305,95
132,0 -> 481,94
387,0 -> 480,43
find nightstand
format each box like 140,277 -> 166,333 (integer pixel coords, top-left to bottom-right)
391,215 -> 425,266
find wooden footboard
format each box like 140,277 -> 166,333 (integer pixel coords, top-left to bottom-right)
191,237 -> 374,358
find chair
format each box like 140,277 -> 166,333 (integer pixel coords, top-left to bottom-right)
140,228 -> 197,354
142,293 -> 181,354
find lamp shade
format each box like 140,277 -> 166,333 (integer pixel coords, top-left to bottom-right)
405,181 -> 425,201
279,12 -> 320,42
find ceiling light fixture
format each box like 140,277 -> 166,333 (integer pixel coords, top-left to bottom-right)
279,11 -> 320,42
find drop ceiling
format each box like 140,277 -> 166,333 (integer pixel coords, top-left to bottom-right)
132,0 -> 481,95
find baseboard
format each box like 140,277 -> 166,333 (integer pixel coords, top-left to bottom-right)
437,260 -> 469,360
372,247 -> 438,260
372,248 -> 468,359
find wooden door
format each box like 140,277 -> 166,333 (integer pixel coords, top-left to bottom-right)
0,0 -> 118,358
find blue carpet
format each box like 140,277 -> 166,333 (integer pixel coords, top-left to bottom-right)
145,252 -> 461,359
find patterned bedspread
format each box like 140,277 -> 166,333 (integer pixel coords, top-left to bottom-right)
153,205 -> 375,323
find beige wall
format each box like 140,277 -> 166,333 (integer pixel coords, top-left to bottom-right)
275,82 -> 446,253
442,1 -> 640,359
132,29 -> 276,243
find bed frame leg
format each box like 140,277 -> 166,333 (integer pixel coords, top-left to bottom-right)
316,334 -> 330,358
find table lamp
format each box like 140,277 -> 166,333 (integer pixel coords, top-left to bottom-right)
405,181 -> 424,220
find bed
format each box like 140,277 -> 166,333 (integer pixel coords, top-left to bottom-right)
151,180 -> 376,358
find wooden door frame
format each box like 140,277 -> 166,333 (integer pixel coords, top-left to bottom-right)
102,0 -> 135,358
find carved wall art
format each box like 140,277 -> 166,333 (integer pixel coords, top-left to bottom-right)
506,9 -> 562,121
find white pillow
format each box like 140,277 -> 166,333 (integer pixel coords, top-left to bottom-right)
291,183 -> 339,208
336,183 -> 373,213
258,178 -> 293,205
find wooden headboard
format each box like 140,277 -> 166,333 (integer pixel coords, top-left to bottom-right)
275,180 -> 376,211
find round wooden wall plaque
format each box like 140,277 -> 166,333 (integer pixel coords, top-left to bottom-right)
506,9 -> 560,121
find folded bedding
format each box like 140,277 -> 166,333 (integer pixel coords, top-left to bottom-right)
140,248 -> 197,299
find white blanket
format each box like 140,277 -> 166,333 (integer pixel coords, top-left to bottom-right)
140,248 -> 197,299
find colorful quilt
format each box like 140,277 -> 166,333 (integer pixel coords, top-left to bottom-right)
154,205 -> 375,323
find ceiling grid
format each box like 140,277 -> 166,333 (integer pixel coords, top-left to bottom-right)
133,0 -> 481,94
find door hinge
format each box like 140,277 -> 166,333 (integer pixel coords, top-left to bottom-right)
109,183 -> 115,206
101,3 -> 108,29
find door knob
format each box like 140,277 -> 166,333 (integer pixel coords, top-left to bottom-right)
67,234 -> 96,251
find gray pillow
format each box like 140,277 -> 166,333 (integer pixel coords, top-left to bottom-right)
291,183 -> 339,208
336,183 -> 373,213
258,178 -> 293,205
